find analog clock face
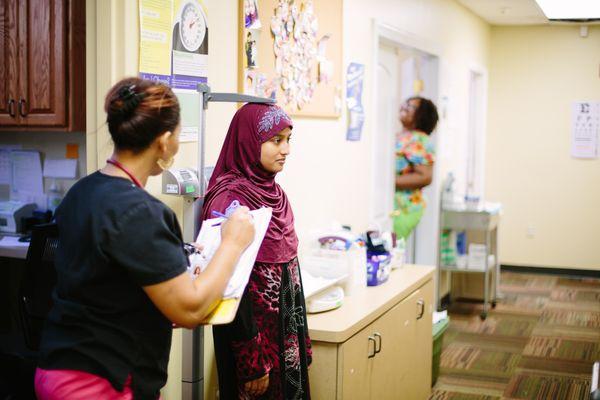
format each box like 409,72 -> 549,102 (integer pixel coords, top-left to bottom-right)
179,2 -> 206,52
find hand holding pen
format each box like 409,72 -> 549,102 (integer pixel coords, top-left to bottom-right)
218,206 -> 255,251
211,200 -> 242,226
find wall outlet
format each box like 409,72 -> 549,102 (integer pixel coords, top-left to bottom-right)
526,225 -> 535,238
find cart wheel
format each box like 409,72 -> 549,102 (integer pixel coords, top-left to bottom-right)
491,301 -> 497,309
480,312 -> 487,320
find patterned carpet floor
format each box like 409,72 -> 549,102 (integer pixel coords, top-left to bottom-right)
430,271 -> 600,400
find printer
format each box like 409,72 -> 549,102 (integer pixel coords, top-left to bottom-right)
0,201 -> 36,233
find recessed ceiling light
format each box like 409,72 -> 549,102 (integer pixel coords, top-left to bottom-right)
535,0 -> 600,19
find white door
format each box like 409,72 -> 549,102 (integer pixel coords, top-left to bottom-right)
413,55 -> 440,266
371,42 -> 400,231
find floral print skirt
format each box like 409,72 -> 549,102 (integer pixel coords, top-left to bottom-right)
213,257 -> 312,400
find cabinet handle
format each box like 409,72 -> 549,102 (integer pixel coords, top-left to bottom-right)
416,299 -> 425,320
7,99 -> 16,117
368,336 -> 377,358
373,332 -> 382,354
18,98 -> 28,117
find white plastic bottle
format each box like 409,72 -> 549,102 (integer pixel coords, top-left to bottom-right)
47,179 -> 63,212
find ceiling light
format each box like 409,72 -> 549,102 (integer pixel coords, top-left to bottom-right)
535,0 -> 600,19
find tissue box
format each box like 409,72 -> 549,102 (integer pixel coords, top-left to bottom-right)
366,251 -> 391,286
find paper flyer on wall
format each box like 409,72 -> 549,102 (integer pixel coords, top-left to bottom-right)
139,0 -> 174,86
346,62 -> 365,141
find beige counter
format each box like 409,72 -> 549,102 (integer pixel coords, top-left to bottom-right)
307,264 -> 435,343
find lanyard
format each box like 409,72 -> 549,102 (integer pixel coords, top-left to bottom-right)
106,159 -> 143,188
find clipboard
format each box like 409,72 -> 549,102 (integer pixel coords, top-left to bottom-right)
190,207 -> 272,325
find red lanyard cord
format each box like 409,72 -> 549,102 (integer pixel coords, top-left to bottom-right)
106,159 -> 143,188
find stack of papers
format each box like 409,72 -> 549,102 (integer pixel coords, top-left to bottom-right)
191,207 -> 272,299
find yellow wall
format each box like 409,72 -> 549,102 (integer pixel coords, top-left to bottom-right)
486,25 -> 600,270
88,0 -> 491,398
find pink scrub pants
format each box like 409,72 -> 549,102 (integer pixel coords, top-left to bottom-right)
34,368 -> 134,400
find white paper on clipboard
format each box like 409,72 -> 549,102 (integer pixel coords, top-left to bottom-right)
189,207 -> 272,299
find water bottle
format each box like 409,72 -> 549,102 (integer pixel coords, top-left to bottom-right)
47,180 -> 63,212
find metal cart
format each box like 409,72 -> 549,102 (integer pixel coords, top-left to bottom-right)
436,206 -> 501,320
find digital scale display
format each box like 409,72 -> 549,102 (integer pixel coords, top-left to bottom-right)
180,170 -> 192,181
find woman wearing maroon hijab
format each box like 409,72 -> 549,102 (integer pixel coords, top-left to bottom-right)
202,103 -> 311,399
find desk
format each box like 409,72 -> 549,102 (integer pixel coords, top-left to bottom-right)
436,206 -> 500,320
0,235 -> 29,259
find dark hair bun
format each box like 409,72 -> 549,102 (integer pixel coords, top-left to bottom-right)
105,77 -> 180,153
116,85 -> 146,117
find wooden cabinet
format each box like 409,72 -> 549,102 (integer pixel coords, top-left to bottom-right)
308,267 -> 434,400
0,0 -> 85,131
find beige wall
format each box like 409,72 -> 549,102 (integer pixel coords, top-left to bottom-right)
88,0 -> 491,398
486,25 -> 600,271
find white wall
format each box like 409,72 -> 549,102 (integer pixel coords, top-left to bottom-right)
486,25 -> 600,271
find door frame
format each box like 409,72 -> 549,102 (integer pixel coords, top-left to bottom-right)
466,63 -> 489,200
371,20 -> 442,264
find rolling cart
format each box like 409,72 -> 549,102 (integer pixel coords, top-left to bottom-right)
436,206 -> 501,320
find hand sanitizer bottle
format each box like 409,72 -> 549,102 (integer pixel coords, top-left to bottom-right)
47,179 -> 63,212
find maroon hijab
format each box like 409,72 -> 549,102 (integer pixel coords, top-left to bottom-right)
201,103 -> 298,263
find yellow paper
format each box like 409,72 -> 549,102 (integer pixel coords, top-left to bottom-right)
139,0 -> 173,79
201,298 -> 240,325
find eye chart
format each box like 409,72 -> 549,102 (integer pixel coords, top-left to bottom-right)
571,102 -> 599,159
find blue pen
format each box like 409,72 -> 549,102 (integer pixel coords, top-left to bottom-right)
211,210 -> 228,219
210,201 -> 241,226
211,211 -> 227,227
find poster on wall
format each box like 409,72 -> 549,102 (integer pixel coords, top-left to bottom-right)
139,0 -> 174,85
139,0 -> 208,142
346,63 -> 365,141
571,101 -> 599,159
171,0 -> 209,90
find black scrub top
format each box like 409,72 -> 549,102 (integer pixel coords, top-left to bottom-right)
38,171 -> 188,399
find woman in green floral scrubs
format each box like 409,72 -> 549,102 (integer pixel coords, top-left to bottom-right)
393,96 -> 439,239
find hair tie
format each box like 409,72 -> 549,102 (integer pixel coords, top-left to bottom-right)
116,84 -> 146,116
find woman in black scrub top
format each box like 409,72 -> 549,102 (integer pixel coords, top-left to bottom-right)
34,77 -> 255,400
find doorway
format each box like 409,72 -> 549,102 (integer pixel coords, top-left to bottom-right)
372,23 -> 440,265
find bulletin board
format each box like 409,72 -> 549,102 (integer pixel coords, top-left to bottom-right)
239,0 -> 343,118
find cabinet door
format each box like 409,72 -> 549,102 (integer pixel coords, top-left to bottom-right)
17,0 -> 66,127
369,298 -> 415,399
0,0 -> 20,126
339,324 -> 374,400
412,281 -> 434,399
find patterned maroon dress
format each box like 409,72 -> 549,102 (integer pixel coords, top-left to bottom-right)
213,257 -> 312,399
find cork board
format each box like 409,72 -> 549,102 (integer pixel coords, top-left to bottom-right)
239,0 -> 343,118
